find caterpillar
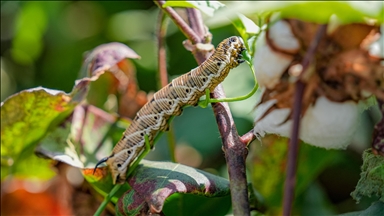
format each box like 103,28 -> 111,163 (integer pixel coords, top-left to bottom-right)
95,36 -> 245,184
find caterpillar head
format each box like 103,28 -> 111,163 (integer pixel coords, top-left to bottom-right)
94,146 -> 137,184
216,36 -> 246,68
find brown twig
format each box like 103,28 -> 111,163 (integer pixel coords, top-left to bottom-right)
282,24 -> 327,216
212,85 -> 250,216
154,0 -> 200,44
156,10 -> 169,88
186,8 -> 205,40
156,9 -> 177,162
155,1 -> 251,215
240,129 -> 256,145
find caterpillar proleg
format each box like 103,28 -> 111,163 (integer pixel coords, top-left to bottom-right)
96,36 -> 245,184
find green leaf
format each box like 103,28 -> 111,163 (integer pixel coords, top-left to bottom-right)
163,1 -> 225,17
1,87 -> 81,179
338,201 -> 384,216
232,14 -> 261,55
351,149 -> 384,203
116,160 -> 232,215
234,14 -> 260,36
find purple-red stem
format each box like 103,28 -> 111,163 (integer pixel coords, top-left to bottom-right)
156,10 -> 169,88
155,1 -> 251,215
186,8 -> 205,40
211,85 -> 251,216
156,9 -> 177,163
240,129 -> 256,145
282,24 -> 327,216
154,0 -> 200,44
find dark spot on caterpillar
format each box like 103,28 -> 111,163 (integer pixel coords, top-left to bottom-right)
122,135 -> 126,140
202,78 -> 206,82
217,62 -> 221,66
169,83 -> 173,87
186,89 -> 190,93
140,132 -> 144,136
154,116 -> 158,120
117,164 -> 121,168
150,98 -> 155,103
127,150 -> 131,154
230,37 -> 237,42
168,101 -> 172,105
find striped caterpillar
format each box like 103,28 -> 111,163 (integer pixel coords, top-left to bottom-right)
96,36 -> 245,184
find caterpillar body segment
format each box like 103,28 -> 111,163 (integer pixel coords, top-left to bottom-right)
98,36 -> 245,184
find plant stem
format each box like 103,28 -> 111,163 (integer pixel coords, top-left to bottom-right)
154,0 -> 200,44
211,84 -> 251,216
166,125 -> 177,162
282,24 -> 327,216
186,8 -> 205,40
156,9 -> 177,162
209,61 -> 258,104
240,129 -> 256,146
157,10 -> 169,88
94,184 -> 122,216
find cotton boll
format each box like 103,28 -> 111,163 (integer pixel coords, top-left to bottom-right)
268,20 -> 300,53
253,35 -> 293,89
299,97 -> 359,149
366,25 -> 383,59
254,98 -> 291,138
253,20 -> 300,89
254,96 -> 359,149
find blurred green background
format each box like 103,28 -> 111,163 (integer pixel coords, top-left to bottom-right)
1,1 -> 381,215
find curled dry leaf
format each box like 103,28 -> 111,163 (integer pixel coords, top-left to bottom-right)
253,18 -> 383,149
80,42 -> 147,119
82,42 -> 141,77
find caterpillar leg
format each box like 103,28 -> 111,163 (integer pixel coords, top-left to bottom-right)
197,89 -> 212,108
126,134 -> 151,177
